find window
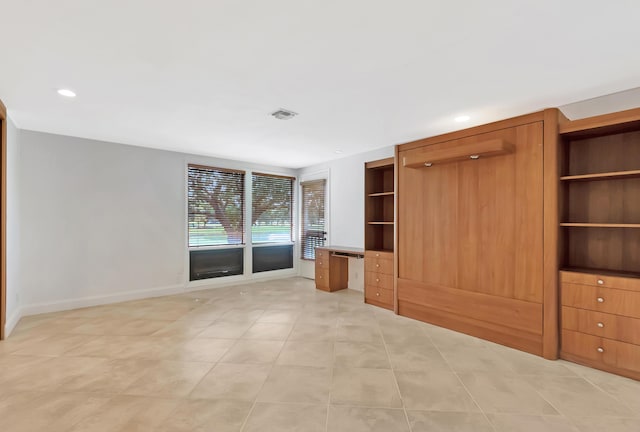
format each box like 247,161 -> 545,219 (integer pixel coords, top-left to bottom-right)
188,165 -> 245,247
300,179 -> 326,259
252,173 -> 294,243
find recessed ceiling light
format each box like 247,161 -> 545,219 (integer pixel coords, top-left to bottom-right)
335,150 -> 343,154
455,115 -> 470,122
57,89 -> 76,98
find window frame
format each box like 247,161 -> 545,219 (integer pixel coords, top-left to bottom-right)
187,164 -> 246,248
300,178 -> 327,260
251,172 -> 295,245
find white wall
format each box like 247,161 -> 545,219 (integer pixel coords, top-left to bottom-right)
5,116 -> 21,336
19,131 -> 296,315
297,146 -> 394,290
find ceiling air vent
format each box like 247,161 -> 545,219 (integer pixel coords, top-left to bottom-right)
271,108 -> 298,120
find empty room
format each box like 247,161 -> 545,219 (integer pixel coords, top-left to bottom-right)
1,1 -> 640,431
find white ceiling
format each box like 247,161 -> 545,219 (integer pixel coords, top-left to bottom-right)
1,1 -> 640,168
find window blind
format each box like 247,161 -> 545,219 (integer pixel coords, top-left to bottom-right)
188,164 -> 245,247
300,179 -> 326,260
252,173 -> 294,243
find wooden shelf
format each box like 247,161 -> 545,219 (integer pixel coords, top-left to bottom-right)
368,191 -> 395,197
561,267 -> 640,279
560,170 -> 640,181
560,223 -> 640,228
368,221 -> 394,225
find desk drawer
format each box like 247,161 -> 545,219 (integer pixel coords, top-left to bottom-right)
365,257 -> 393,275
315,249 -> 329,262
562,307 -> 640,345
315,254 -> 330,269
561,283 -> 640,319
315,269 -> 330,288
365,272 -> 393,290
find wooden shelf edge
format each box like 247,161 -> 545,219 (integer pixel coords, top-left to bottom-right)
560,223 -> 640,228
367,221 -> 394,225
560,169 -> 640,181
560,267 -> 640,279
559,107 -> 640,135
368,191 -> 395,197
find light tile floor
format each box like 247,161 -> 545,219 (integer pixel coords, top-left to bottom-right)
1,277 -> 639,431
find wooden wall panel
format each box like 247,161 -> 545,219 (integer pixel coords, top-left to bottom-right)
514,123 -> 544,303
397,116 -> 548,356
398,160 -> 458,286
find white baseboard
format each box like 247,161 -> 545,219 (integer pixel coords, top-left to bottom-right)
4,307 -> 23,337
20,283 -> 186,317
17,271 -> 302,321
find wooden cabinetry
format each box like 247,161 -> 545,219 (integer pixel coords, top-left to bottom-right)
364,158 -> 395,310
558,108 -> 640,379
396,111 -> 561,357
314,247 -> 348,292
364,250 -> 394,310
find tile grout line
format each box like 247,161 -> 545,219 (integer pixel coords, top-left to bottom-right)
376,314 -> 413,432
325,305 -> 339,432
238,308 -> 296,432
427,330 -> 499,432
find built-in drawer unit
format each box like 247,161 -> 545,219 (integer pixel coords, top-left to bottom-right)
364,250 -> 394,310
560,271 -> 640,380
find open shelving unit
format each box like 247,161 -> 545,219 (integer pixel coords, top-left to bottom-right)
559,114 -> 640,278
364,158 -> 395,252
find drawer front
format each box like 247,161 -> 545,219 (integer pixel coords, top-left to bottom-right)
315,254 -> 330,269
365,286 -> 393,306
562,307 -> 640,345
562,330 -> 640,374
365,272 -> 393,290
561,283 -> 640,319
315,269 -> 330,288
561,271 -> 640,292
365,257 -> 393,275
606,338 -> 640,372
562,330 -> 610,363
365,250 -> 394,261
315,249 -> 329,261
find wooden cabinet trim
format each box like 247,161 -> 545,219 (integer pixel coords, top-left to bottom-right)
397,111 -> 545,152
559,107 -> 640,135
399,300 -> 542,355
397,278 -> 543,335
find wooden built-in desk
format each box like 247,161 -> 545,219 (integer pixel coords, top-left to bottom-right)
314,246 -> 365,292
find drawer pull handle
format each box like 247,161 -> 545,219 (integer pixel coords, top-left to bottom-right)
319,262 -> 322,265
597,347 -> 604,353
596,297 -> 604,303
376,253 -> 380,257
597,322 -> 604,328
376,279 -> 380,283
597,279 -> 604,285
319,275 -> 322,279
376,264 -> 380,268
376,292 -> 380,296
